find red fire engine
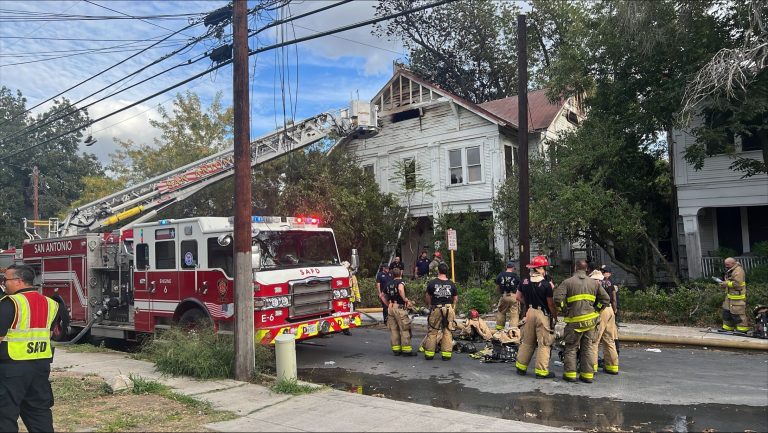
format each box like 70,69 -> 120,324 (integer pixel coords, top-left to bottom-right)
14,103 -> 377,344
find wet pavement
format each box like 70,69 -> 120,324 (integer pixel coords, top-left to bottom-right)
296,327 -> 768,432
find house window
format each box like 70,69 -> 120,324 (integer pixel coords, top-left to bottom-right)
448,146 -> 483,185
703,110 -> 734,154
504,145 -> 516,177
741,127 -> 766,152
363,164 -> 374,178
403,158 -> 416,190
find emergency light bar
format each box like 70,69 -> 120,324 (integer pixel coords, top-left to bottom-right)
248,216 -> 320,226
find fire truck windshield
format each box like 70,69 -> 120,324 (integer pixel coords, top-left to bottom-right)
252,230 -> 340,269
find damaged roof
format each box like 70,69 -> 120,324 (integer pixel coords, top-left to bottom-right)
479,89 -> 565,131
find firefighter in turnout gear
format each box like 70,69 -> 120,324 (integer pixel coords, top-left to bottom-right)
720,257 -> 748,333
495,261 -> 521,330
554,260 -> 610,383
424,263 -> 458,360
380,268 -> 415,356
0,264 -> 60,433
588,270 -> 619,375
515,256 -> 557,379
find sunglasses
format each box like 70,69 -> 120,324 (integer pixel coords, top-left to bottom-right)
1,277 -> 21,282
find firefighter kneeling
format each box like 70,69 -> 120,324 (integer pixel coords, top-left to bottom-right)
515,255 -> 557,379
423,263 -> 458,361
380,268 -> 415,356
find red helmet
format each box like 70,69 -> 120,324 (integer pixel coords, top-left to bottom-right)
526,255 -> 550,268
470,309 -> 479,319
434,251 -> 442,258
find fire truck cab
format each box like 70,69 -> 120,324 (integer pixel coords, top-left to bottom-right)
22,216 -> 360,344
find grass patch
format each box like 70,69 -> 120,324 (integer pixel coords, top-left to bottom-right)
270,378 -> 322,395
139,327 -> 274,379
47,372 -> 236,432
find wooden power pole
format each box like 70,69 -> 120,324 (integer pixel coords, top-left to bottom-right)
32,166 -> 39,220
517,14 -> 530,276
232,0 -> 254,381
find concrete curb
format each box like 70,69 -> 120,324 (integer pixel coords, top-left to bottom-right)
619,333 -> 768,351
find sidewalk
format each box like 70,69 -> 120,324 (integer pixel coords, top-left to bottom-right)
52,349 -> 570,432
357,310 -> 768,350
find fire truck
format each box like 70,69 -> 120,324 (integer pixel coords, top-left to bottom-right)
15,102 -> 377,344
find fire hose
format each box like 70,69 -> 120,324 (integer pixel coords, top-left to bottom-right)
53,305 -> 108,346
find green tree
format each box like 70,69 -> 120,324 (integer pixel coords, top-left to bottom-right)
374,0 -> 528,103
387,158 -> 433,264
108,90 -> 235,218
433,208 -> 501,283
0,86 -> 102,246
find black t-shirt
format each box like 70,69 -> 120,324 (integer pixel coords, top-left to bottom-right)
495,271 -> 520,293
603,278 -> 618,309
376,271 -> 393,293
389,261 -> 405,271
427,278 -> 458,305
519,279 -> 553,314
384,278 -> 405,304
415,258 -> 430,276
0,289 -> 60,363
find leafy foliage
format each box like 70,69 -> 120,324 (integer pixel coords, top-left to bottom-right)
0,86 -> 103,247
433,208 -> 502,283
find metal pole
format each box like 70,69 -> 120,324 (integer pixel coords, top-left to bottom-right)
233,0 -> 254,381
450,250 -> 455,281
32,166 -> 39,220
517,14 -> 530,278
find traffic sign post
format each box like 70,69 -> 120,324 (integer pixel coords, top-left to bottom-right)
446,229 -> 457,281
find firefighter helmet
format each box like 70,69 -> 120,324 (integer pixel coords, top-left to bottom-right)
434,251 -> 442,258
470,309 -> 479,319
526,255 -> 550,268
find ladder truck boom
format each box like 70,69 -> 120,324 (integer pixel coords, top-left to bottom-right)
58,104 -> 377,237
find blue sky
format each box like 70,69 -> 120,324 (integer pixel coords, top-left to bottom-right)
0,1 -> 408,163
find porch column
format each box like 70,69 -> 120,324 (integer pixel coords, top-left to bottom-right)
741,206 -> 750,253
681,209 -> 703,279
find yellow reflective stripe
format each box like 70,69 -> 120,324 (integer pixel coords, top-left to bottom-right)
13,295 -> 31,330
495,325 -> 504,330
727,293 -> 746,300
722,324 -> 734,330
566,294 -> 596,303
593,364 -> 598,373
605,364 -> 619,373
580,372 -> 594,379
534,368 -> 549,376
401,345 -> 412,352
440,351 -> 452,358
5,293 -> 55,361
736,326 -> 749,332
391,345 -> 401,351
564,311 -> 599,323
727,280 -> 734,288
564,371 -> 577,378
515,361 -> 527,371
575,325 -> 596,332
424,350 -> 435,356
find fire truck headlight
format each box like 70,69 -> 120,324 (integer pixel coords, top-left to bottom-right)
339,289 -> 349,298
277,296 -> 290,308
268,298 -> 280,308
333,290 -> 341,299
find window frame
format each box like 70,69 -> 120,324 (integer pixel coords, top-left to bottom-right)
136,243 -> 150,270
446,144 -> 484,186
155,240 -> 177,270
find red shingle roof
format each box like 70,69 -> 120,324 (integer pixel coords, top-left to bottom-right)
478,89 -> 564,131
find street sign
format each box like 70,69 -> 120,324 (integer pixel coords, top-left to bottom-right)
446,229 -> 457,251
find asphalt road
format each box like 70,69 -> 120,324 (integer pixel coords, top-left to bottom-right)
295,326 -> 768,432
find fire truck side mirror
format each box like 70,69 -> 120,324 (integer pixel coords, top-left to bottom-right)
217,234 -> 232,247
350,249 -> 359,272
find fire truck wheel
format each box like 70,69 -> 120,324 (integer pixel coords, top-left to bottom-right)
178,308 -> 212,329
51,297 -> 71,342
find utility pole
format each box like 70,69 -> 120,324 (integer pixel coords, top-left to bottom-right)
517,14 -> 530,277
32,166 -> 39,220
232,0 -> 254,381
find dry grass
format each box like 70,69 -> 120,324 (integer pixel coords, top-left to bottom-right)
17,372 -> 235,432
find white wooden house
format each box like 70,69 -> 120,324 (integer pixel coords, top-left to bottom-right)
673,117 -> 768,279
339,66 -> 583,275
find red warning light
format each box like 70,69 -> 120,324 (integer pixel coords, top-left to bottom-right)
295,217 -> 304,224
309,217 -> 319,225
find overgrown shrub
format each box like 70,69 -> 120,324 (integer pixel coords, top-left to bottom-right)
621,281 -> 768,326
141,327 -> 274,379
749,264 -> 768,284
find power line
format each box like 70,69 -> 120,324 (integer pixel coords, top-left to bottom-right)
0,35 -> 188,42
0,0 -> 458,162
2,1 -> 80,51
83,0 -> 198,38
0,20 -> 198,128
0,42 -> 184,66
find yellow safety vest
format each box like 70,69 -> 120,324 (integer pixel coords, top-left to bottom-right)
2,292 -> 59,361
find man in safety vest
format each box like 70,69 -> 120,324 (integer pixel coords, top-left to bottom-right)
0,264 -> 60,432
554,260 -> 610,383
720,257 -> 748,333
515,255 -> 557,379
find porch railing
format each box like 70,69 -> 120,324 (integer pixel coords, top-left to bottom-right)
701,256 -> 768,278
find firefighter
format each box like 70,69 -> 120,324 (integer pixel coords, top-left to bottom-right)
423,263 -> 458,360
495,261 -> 521,330
428,251 -> 445,277
588,270 -> 619,375
554,260 -> 610,383
376,263 -> 393,323
515,255 -> 557,379
380,268 -> 415,356
0,264 -> 60,433
720,257 -> 749,333
456,309 -> 494,341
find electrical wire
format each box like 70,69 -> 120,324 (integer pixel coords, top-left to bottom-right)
83,0 -> 198,38
0,0 -> 458,161
0,42 -> 185,66
0,35 -> 188,42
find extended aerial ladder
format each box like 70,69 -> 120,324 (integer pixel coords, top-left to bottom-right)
41,103 -> 377,239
